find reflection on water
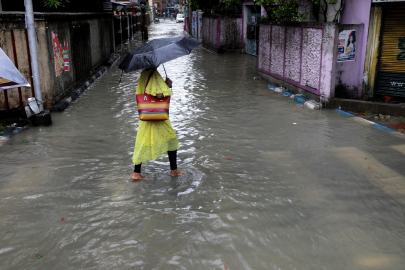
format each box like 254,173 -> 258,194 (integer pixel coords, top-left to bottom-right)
1,20 -> 405,270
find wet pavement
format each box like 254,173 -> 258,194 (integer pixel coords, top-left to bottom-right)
345,111 -> 405,134
1,20 -> 405,270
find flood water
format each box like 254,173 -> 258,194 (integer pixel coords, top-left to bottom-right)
1,20 -> 405,270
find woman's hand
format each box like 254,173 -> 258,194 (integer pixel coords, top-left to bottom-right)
165,77 -> 172,88
156,93 -> 164,99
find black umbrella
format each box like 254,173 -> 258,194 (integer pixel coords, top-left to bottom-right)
118,36 -> 201,73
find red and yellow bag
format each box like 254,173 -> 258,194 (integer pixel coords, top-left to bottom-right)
136,71 -> 170,121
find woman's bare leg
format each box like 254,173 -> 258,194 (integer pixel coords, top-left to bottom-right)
132,163 -> 146,181
170,169 -> 184,176
168,150 -> 183,176
132,172 -> 147,181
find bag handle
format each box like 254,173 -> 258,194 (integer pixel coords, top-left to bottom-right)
143,70 -> 155,94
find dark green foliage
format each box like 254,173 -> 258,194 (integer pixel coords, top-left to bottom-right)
189,0 -> 338,22
43,0 -> 65,9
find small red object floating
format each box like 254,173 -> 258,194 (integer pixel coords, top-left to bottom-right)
228,158 -> 231,160
265,227 -> 268,229
368,167 -> 371,169
61,218 -> 66,221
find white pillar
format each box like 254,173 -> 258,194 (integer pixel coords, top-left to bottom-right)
25,0 -> 44,111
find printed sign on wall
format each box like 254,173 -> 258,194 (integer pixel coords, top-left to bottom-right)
198,14 -> 203,41
337,30 -> 356,62
52,32 -> 70,77
185,4 -> 189,18
192,13 -> 197,37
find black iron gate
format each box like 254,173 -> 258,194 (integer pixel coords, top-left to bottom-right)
246,6 -> 260,56
70,23 -> 92,82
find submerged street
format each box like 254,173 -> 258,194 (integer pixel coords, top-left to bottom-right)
2,20 -> 405,269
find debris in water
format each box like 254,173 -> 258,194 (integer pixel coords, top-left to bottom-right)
36,254 -> 43,259
61,218 -> 66,221
265,227 -> 268,229
257,208 -> 262,210
228,158 -> 231,160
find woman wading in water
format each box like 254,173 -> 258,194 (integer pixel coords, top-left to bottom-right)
132,67 -> 184,181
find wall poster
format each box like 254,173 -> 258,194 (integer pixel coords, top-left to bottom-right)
52,32 -> 70,77
192,12 -> 197,37
337,30 -> 356,62
185,4 -> 189,18
198,14 -> 203,41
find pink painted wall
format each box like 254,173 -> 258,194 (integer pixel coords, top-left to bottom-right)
220,17 -> 243,49
337,0 -> 372,98
320,24 -> 339,98
203,15 -> 242,50
258,22 -> 338,98
202,16 -> 218,48
258,25 -> 271,73
271,25 -> 285,77
261,5 -> 267,18
285,27 -> 301,83
302,28 -> 323,90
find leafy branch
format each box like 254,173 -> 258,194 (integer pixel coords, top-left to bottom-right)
196,0 -> 340,23
43,0 -> 69,9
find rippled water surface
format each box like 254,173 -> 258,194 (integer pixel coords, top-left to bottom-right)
2,20 -> 405,270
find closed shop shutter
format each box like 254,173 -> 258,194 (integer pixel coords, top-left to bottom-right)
376,3 -> 405,98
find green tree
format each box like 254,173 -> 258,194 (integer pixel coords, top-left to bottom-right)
189,0 -> 340,22
43,0 -> 69,9
225,0 -> 321,21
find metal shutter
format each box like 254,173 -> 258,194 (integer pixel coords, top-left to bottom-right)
376,3 -> 405,98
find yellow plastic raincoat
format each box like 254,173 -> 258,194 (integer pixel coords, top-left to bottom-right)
133,69 -> 180,165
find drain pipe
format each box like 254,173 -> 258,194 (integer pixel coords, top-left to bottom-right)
25,0 -> 43,112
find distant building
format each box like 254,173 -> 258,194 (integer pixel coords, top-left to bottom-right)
153,0 -> 167,16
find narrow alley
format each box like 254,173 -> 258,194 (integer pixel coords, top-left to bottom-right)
1,20 -> 405,270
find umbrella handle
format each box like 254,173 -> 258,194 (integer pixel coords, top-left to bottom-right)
162,64 -> 168,80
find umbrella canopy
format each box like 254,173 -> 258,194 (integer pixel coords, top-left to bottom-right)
118,36 -> 201,73
0,47 -> 30,90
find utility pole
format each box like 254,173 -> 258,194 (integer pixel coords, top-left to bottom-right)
25,0 -> 52,125
24,0 -> 43,112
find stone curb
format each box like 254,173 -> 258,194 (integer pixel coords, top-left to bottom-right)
268,84 -> 322,110
335,110 -> 400,134
53,66 -> 107,112
0,136 -> 8,147
326,98 -> 405,117
1,126 -> 27,138
106,54 -> 120,66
